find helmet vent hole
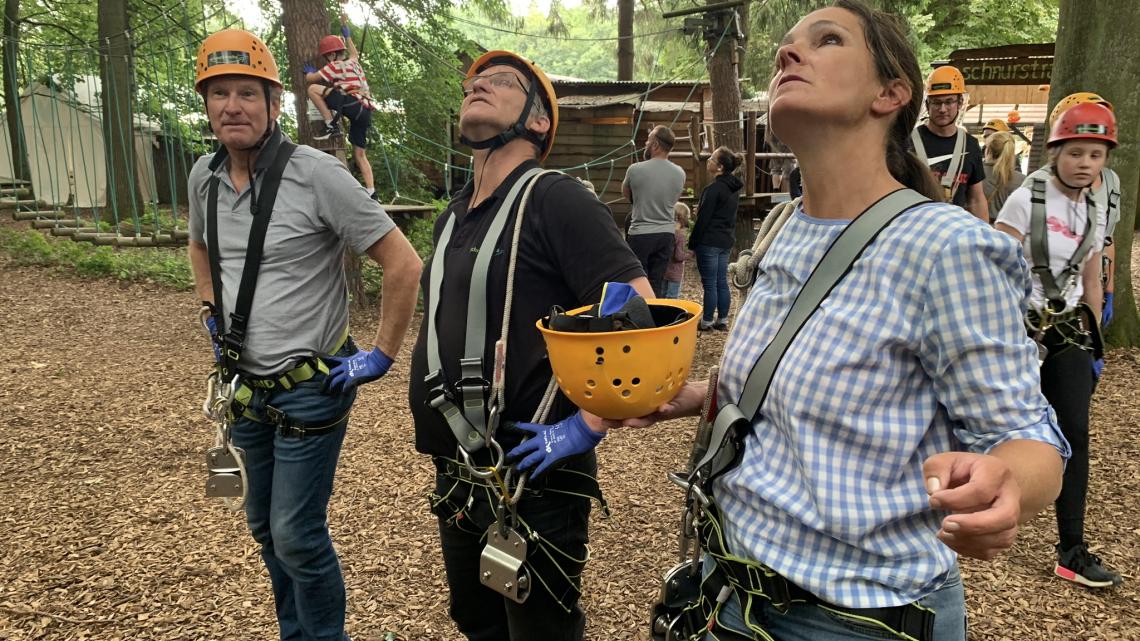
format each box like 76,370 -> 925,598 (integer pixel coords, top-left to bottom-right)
612,378 -> 622,387
595,346 -> 605,355
631,377 -> 640,386
655,385 -> 663,394
673,337 -> 679,345
621,389 -> 631,398
586,379 -> 596,388
584,391 -> 593,398
596,356 -> 605,365
622,345 -> 631,353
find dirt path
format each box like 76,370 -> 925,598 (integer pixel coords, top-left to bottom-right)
0,252 -> 1137,640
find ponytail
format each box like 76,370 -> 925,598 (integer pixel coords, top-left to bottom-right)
986,131 -> 1016,194
887,133 -> 942,201
712,146 -> 743,175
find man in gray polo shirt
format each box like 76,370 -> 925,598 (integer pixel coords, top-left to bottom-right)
622,124 -> 686,296
186,29 -> 422,641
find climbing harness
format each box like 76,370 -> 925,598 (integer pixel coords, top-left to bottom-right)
652,189 -> 935,641
200,131 -> 326,508
1022,176 -> 1099,363
911,126 -> 967,201
426,167 -> 592,603
728,197 -> 801,291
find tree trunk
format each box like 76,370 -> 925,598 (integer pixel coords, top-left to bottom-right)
280,0 -> 329,146
98,0 -> 141,219
3,0 -> 28,183
1053,0 -> 1139,347
617,0 -> 634,80
707,6 -> 742,153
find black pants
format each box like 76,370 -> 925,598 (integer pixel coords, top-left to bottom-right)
1038,330 -> 1094,550
431,454 -> 595,641
627,232 -> 675,297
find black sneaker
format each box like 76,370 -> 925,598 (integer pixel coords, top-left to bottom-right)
712,320 -> 729,331
313,122 -> 341,140
1055,543 -> 1122,588
698,320 -> 714,332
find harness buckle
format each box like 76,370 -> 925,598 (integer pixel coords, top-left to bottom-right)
264,404 -> 304,439
897,604 -> 936,641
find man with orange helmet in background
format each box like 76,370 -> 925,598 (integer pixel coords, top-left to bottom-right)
188,28 -> 422,640
407,50 -> 651,639
304,13 -> 380,198
910,65 -> 989,221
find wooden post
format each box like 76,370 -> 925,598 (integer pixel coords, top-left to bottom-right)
688,115 -> 705,195
744,112 -> 756,197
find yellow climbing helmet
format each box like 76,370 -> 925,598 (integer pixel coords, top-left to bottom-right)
1049,92 -> 1113,128
982,119 -> 1010,133
926,66 -> 966,96
195,29 -> 281,94
537,298 -> 701,420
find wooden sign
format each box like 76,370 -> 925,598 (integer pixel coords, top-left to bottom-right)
942,43 -> 1054,86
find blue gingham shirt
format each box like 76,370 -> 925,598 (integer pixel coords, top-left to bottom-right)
715,201 -> 1069,608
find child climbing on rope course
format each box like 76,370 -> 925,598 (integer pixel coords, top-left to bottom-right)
303,11 -> 379,199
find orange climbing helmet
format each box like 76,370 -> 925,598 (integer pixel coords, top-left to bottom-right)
195,29 -> 281,94
1049,92 -> 1113,127
319,35 -> 346,57
1048,102 -> 1117,149
926,66 -> 966,96
537,297 -> 701,420
464,50 -> 559,161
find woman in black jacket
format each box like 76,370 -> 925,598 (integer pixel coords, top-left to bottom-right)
689,146 -> 744,330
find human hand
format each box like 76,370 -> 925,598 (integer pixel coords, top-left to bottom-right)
600,380 -> 708,429
1102,292 -> 1114,328
507,412 -> 605,478
923,452 -> 1021,560
1093,358 -> 1105,380
323,347 -> 393,394
303,63 -> 317,74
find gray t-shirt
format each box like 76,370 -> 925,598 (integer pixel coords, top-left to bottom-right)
189,133 -> 395,375
622,157 -> 685,235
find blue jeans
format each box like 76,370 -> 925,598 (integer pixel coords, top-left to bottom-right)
663,279 -> 682,299
695,245 -> 731,322
705,560 -> 966,641
231,348 -> 358,641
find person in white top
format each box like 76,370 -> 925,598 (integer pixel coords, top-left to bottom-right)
995,101 -> 1122,589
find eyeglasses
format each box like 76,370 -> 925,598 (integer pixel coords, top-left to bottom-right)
462,71 -> 527,96
927,98 -> 960,110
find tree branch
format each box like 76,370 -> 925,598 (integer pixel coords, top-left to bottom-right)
21,18 -> 90,46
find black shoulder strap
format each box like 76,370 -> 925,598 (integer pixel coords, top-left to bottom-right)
206,141 -> 297,381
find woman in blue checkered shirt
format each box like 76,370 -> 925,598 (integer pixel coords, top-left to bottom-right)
612,2 -> 1068,639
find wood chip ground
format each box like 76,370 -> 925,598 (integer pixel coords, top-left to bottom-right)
0,238 -> 1136,640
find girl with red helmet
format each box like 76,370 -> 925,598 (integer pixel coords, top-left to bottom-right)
995,101 -> 1123,589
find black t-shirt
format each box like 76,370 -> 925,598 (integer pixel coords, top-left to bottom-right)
408,160 -> 646,457
912,125 -> 985,207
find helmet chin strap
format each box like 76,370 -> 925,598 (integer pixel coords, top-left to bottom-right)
460,78 -> 546,155
1055,172 -> 1091,192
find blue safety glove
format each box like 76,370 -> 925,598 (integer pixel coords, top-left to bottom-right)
204,315 -> 222,363
303,63 -> 317,74
323,347 -> 393,395
1093,358 -> 1105,380
1102,292 -> 1114,328
341,25 -> 351,38
507,412 -> 605,478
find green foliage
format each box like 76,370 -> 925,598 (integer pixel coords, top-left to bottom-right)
0,227 -> 193,290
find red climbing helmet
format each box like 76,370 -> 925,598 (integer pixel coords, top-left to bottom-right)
1048,102 -> 1117,149
319,35 -> 346,57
